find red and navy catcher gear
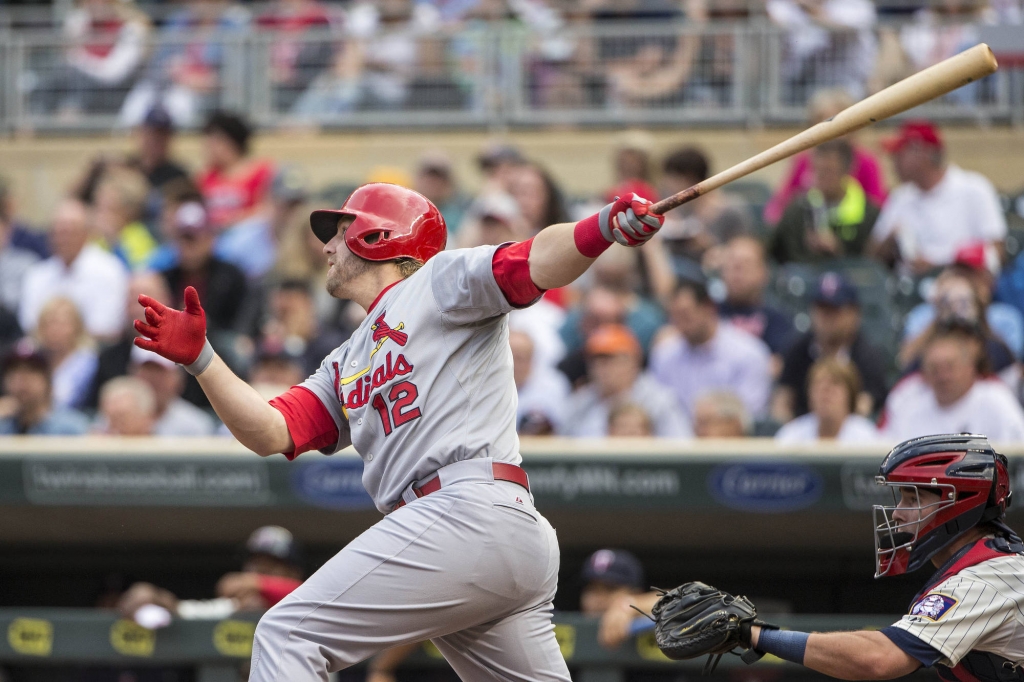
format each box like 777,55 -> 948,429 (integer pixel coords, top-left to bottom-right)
310,183 -> 447,263
874,433 -> 1014,578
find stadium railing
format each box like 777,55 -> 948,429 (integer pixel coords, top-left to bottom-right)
0,19 -> 1021,133
0,608 -> 903,682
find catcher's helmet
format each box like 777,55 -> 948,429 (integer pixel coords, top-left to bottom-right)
309,183 -> 446,263
873,433 -> 1013,577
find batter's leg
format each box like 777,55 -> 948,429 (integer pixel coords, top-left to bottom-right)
433,599 -> 572,682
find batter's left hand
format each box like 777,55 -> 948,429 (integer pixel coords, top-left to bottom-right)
601,193 -> 664,248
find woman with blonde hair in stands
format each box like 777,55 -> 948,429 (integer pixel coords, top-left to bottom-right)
34,297 -> 98,411
764,88 -> 887,225
775,358 -> 879,443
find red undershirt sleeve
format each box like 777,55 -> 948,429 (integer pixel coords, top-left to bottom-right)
256,575 -> 303,606
492,238 -> 545,308
269,386 -> 340,460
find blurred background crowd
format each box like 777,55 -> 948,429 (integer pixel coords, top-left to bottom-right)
3,93 -> 1024,445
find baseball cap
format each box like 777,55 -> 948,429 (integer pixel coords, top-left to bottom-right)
604,179 -> 658,204
1,345 -> 49,378
417,150 -> 453,177
882,120 -> 943,153
582,549 -> 645,590
246,526 -> 302,567
813,271 -> 859,307
585,324 -> 641,357
172,201 -> 211,233
142,106 -> 174,133
130,344 -> 176,370
477,143 -> 524,171
470,192 -> 520,225
271,166 -> 308,205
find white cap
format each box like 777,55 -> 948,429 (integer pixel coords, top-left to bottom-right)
130,344 -> 176,369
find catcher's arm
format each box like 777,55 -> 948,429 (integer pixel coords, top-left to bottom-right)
749,626 -> 920,680
528,194 -> 664,290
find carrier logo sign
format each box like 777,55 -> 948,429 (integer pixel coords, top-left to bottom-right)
291,459 -> 374,509
708,462 -> 823,512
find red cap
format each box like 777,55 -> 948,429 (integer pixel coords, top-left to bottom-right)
882,120 -> 944,153
604,180 -> 658,204
954,242 -> 987,271
586,324 -> 641,357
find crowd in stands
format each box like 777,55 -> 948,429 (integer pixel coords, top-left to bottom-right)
18,0 -> 1024,126
3,94 -> 1024,444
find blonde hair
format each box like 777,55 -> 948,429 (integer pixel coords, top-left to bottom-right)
808,89 -> 855,125
97,166 -> 150,223
808,358 -> 861,413
36,297 -> 89,348
694,390 -> 752,434
99,376 -> 156,417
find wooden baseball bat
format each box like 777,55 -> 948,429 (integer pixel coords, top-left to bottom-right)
651,43 -> 999,215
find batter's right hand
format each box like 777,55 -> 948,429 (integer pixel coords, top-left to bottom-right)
133,286 -> 208,367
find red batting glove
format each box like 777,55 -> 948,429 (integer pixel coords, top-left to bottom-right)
574,193 -> 665,257
133,286 -> 210,369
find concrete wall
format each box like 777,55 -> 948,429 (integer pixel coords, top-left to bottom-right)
3,126 -> 1024,224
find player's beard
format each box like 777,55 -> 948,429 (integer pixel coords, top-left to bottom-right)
326,251 -> 373,299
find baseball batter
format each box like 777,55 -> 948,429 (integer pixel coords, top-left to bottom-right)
133,182 -> 664,681
641,433 -> 1024,682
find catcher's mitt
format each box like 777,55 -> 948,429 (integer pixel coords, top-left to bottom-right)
651,581 -> 776,674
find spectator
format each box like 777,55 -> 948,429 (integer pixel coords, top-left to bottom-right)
92,165 -> 159,270
249,350 -> 306,398
97,375 -> 157,436
0,178 -> 48,260
476,143 -> 525,195
129,346 -> 215,437
692,391 -> 750,438
607,402 -> 654,437
127,106 -> 190,195
764,89 -> 887,225
650,279 -> 772,420
776,272 -> 889,421
581,548 -> 646,619
256,0 -> 336,113
413,151 -> 469,235
658,147 -> 751,262
259,279 -> 346,376
717,235 -> 796,361
766,0 -> 877,102
881,320 -> 1024,442
215,166 -> 309,280
605,130 -> 658,203
456,192 -> 531,249
870,121 -> 1006,275
558,324 -> 690,438
561,247 -> 666,356
35,297 -> 98,411
158,201 -> 248,333
771,139 -> 880,264
86,270 -> 171,409
510,330 -> 569,436
33,0 -> 150,116
19,198 -> 129,340
901,267 -> 1017,375
0,347 -> 90,435
196,111 -> 276,231
0,202 -> 40,344
119,0 -> 251,127
508,162 -> 570,236
118,525 -> 303,624
775,358 -> 879,443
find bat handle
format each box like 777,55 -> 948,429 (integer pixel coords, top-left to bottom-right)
651,184 -> 704,215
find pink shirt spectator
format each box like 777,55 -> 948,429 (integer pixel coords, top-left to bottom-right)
764,147 -> 887,225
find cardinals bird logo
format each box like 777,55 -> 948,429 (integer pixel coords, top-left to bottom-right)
371,313 -> 408,347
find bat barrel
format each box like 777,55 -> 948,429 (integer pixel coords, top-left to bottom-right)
650,43 -> 998,216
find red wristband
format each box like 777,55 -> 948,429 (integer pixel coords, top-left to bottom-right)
574,213 -> 613,258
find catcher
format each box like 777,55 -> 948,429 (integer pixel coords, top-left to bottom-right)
616,433 -> 1024,681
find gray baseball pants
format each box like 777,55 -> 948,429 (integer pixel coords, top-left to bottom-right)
248,459 -> 571,681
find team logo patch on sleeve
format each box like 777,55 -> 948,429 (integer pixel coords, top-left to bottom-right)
910,594 -> 957,621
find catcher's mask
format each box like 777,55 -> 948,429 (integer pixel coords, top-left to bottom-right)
873,433 -> 1012,578
309,183 -> 447,264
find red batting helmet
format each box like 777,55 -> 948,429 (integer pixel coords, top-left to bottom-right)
873,433 -> 1014,578
309,183 -> 447,263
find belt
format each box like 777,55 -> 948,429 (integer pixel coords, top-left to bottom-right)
393,462 -> 530,510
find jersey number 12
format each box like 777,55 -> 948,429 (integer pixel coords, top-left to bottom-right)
371,381 -> 422,436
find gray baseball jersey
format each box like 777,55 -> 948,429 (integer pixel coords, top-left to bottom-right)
889,553 -> 1024,667
298,244 -> 523,513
